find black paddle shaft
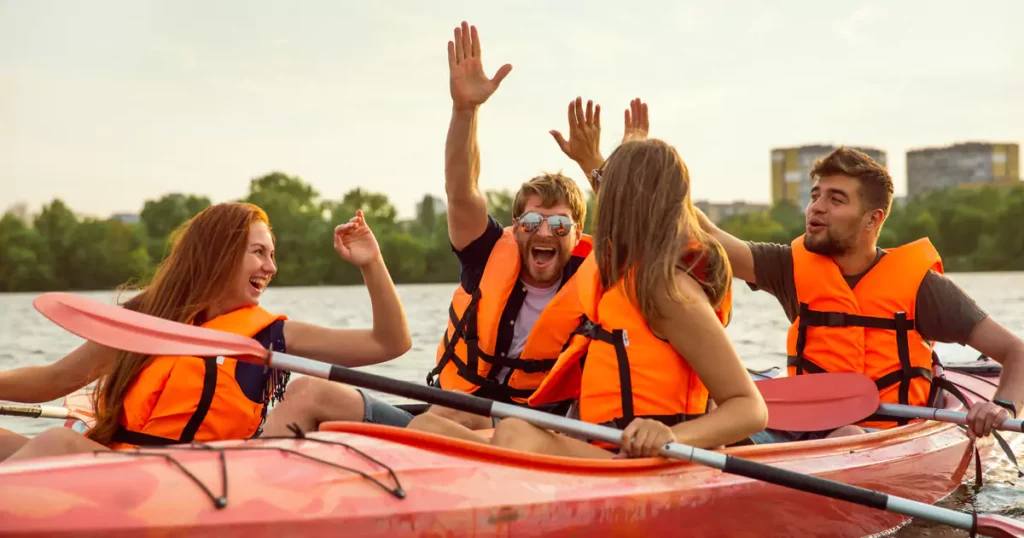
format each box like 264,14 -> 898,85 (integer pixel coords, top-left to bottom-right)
328,364 -> 494,417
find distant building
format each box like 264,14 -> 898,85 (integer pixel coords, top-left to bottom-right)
4,202 -> 30,223
906,142 -> 1020,197
111,213 -> 140,225
771,145 -> 887,208
695,200 -> 770,224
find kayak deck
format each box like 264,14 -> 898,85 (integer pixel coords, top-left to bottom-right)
0,368 -> 997,538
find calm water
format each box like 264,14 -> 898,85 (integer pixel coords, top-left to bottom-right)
1,273 -> 1021,535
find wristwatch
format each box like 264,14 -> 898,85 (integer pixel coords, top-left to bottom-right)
992,398 -> 1018,418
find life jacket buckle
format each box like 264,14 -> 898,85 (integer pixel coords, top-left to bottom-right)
822,312 -> 849,327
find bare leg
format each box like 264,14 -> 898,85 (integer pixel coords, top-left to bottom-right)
262,377 -> 368,436
0,428 -> 29,462
4,427 -> 108,464
825,425 -> 866,438
491,418 -> 615,459
424,405 -> 494,430
406,413 -> 491,444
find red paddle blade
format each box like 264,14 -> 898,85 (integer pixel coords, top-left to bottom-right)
977,514 -> 1024,538
33,292 -> 268,361
756,372 -> 880,432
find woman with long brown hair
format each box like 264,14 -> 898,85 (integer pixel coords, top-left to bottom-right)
0,201 -> 413,462
410,138 -> 768,458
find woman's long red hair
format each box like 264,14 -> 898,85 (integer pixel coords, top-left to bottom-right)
86,202 -> 271,445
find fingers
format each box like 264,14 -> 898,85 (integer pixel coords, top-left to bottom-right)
447,41 -> 456,70
574,98 -> 585,130
594,104 -> 601,128
585,99 -> 593,124
470,24 -> 481,58
550,130 -> 570,154
624,107 -> 631,130
567,99 -> 577,129
453,25 -> 465,62
640,100 -> 649,130
492,63 -> 513,86
460,21 -> 471,62
621,421 -> 637,456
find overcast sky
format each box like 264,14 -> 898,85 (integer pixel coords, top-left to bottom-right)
4,0 -> 1022,220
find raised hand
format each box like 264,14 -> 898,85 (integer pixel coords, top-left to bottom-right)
448,21 -> 513,111
334,209 -> 382,269
622,98 -> 650,143
550,96 -> 604,174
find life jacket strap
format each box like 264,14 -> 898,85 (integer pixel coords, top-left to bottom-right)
793,303 -> 932,416
111,355 -> 219,446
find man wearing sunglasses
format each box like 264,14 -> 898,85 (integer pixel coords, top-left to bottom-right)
418,21 -> 594,431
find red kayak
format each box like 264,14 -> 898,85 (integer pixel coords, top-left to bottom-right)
0,364 -> 1003,538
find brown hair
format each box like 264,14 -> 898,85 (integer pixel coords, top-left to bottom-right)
811,147 -> 893,215
512,172 -> 587,225
86,202 -> 271,445
594,139 -> 731,321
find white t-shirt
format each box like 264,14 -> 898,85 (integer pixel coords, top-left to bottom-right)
495,279 -> 561,383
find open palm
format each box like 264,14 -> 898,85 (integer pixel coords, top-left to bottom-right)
448,21 -> 512,110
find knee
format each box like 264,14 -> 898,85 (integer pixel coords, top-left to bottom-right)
407,413 -> 450,433
491,418 -> 543,451
426,406 -> 488,429
284,377 -> 362,409
827,425 -> 866,439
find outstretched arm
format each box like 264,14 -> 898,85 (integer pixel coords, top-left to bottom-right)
693,208 -> 756,284
962,317 -> 1024,437
0,341 -> 115,403
444,21 -> 512,250
285,211 -> 411,367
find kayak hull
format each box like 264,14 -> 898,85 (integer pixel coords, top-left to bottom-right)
0,370 -> 997,538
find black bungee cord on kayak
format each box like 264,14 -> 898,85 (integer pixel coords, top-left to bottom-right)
89,422 -> 406,510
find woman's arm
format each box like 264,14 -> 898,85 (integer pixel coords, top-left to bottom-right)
0,341 -> 116,403
649,271 -> 768,449
283,210 -> 412,367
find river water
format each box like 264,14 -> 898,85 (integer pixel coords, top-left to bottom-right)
1,273 -> 1021,535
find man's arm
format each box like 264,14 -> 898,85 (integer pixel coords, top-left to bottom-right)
916,272 -> 1024,436
443,21 -> 512,251
693,208 -> 756,284
964,317 -> 1024,431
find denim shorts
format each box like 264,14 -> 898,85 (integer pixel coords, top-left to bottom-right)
356,389 -> 414,428
748,426 -> 880,445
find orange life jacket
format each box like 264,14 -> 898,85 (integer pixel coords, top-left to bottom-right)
427,228 -> 593,404
786,235 -> 943,429
530,248 -> 731,428
110,306 -> 288,449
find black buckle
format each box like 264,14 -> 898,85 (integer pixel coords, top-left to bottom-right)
822,312 -> 848,327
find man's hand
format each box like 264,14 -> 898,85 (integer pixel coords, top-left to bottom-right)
622,97 -> 649,143
550,97 -> 605,182
448,21 -> 512,111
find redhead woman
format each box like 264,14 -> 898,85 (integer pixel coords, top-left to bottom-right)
0,202 -> 412,462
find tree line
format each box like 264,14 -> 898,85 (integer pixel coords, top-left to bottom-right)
1,172 -> 1021,292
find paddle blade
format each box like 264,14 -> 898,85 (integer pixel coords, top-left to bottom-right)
757,373 -> 880,432
977,514 -> 1024,538
33,292 -> 268,361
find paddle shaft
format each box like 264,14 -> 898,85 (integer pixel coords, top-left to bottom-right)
878,403 -> 1023,433
0,403 -> 71,420
269,351 -> 978,533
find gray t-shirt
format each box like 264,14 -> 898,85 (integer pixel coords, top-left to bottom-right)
746,242 -> 988,345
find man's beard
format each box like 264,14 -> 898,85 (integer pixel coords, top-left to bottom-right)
804,228 -> 851,256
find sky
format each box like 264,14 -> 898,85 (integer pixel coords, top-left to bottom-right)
3,1 -> 1023,220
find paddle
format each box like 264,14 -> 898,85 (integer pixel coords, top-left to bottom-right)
876,402 -> 1023,433
0,402 -> 76,421
30,292 -> 1023,538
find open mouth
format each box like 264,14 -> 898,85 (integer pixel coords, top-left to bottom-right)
530,246 -> 556,267
249,277 -> 268,294
807,219 -> 826,232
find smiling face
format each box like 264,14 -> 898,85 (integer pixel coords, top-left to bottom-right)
513,194 -> 581,288
804,174 -> 876,256
217,220 -> 277,312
